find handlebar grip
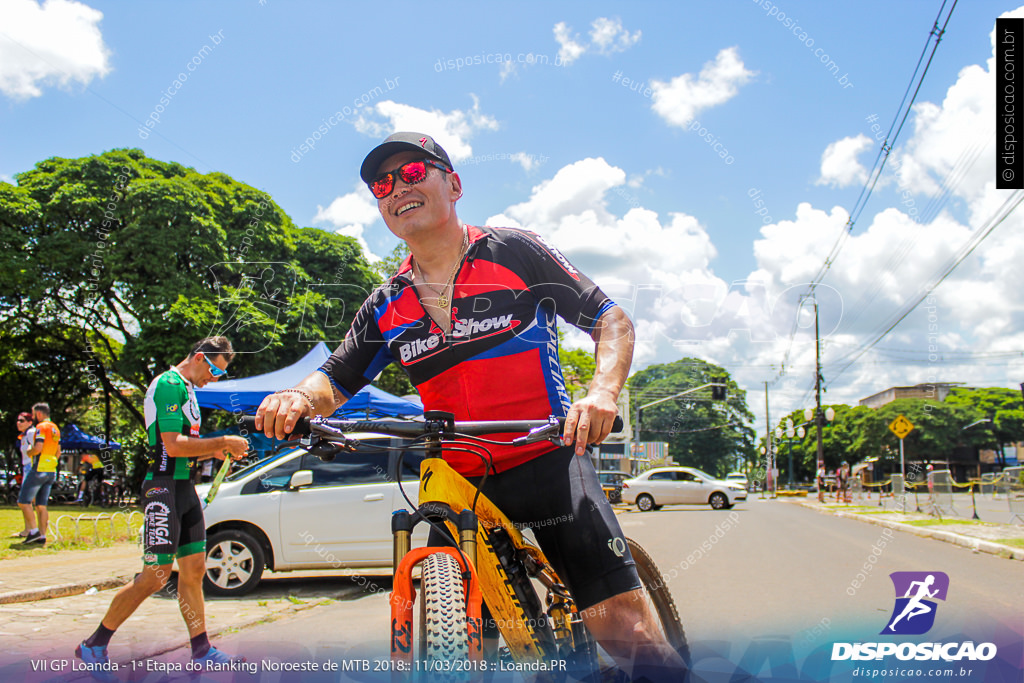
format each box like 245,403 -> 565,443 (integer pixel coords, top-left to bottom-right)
237,415 -> 311,437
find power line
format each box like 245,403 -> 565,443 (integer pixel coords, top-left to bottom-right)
826,189 -> 1024,384
771,0 -> 959,385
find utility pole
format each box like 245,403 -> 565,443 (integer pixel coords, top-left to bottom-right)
814,298 -> 824,475
764,381 -> 773,497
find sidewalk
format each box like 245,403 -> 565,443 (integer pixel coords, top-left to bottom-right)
0,544 -> 140,605
0,540 -> 378,679
785,495 -> 1024,560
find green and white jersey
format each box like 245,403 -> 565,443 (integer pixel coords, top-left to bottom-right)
143,367 -> 201,480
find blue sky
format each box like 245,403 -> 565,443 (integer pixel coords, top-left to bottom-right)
2,0 -> 1022,440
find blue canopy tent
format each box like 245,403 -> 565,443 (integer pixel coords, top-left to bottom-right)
60,423 -> 121,451
194,342 -> 423,418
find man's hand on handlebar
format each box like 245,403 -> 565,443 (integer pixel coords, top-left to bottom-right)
255,392 -> 312,441
562,391 -> 619,457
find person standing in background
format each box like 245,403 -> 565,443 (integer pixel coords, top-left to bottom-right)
12,412 -> 36,538
18,403 -> 60,546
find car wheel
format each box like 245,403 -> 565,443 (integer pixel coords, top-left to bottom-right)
636,494 -> 655,512
709,492 -> 729,510
204,529 -> 265,597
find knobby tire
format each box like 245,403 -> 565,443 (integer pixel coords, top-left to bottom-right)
420,552 -> 470,678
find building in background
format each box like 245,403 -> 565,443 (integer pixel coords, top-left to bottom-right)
859,383 -> 962,408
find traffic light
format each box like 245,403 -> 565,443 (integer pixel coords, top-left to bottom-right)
711,378 -> 727,400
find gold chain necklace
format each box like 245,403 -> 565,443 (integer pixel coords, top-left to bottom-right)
413,227 -> 467,309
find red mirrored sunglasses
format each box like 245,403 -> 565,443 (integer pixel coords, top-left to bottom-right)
368,159 -> 450,199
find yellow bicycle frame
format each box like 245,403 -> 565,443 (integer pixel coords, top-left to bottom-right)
390,455 -> 579,665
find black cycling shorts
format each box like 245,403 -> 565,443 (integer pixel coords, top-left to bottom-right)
428,445 -> 641,610
141,478 -> 206,565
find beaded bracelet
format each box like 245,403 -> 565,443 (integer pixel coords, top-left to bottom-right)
274,388 -> 316,412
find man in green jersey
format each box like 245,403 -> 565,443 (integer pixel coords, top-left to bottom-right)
76,337 -> 249,676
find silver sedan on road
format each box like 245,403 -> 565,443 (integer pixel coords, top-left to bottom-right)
622,466 -> 748,511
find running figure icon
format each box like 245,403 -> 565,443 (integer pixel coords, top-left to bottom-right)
886,574 -> 938,632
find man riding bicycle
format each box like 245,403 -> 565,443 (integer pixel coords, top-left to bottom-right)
257,132 -> 685,681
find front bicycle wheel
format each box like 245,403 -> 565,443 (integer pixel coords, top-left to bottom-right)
420,552 -> 470,667
627,537 -> 690,664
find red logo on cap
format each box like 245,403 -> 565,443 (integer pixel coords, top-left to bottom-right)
419,137 -> 428,148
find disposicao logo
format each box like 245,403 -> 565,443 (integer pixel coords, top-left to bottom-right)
832,571 -> 997,662
882,571 -> 948,635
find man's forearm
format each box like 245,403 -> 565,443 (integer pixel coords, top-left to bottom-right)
588,307 -> 635,402
164,434 -> 233,460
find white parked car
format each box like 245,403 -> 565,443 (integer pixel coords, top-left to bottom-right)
724,472 -> 750,492
622,466 -> 747,511
196,435 -> 427,596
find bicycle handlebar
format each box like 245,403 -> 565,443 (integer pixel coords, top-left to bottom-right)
238,414 -> 623,442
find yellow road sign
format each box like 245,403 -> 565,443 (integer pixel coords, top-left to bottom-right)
889,415 -> 914,440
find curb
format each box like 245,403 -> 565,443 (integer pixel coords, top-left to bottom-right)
0,575 -> 132,605
63,594 -> 363,682
796,501 -> 1024,561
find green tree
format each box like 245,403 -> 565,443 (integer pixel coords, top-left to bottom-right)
628,358 -> 754,476
372,241 -> 409,281
767,398 -> 983,481
945,387 -> 1024,467
0,149 -> 378,468
557,328 -> 596,400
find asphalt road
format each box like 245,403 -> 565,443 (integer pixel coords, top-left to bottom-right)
615,499 -> 1023,642
16,499 -> 1017,682
199,498 -> 1023,680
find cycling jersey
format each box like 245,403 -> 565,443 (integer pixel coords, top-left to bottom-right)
143,367 -> 201,480
32,420 -> 61,473
320,225 -> 616,475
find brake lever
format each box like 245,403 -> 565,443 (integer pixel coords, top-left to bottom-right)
304,426 -> 361,462
512,417 -> 562,447
308,419 -> 362,451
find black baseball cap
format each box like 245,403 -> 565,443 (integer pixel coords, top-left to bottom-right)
359,132 -> 454,184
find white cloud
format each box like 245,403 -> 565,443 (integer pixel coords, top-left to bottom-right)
352,96 -> 499,163
589,17 -> 641,55
509,152 -> 541,172
0,0 -> 111,100
816,134 -> 872,188
650,47 -> 755,128
553,22 -> 587,66
312,184 -> 383,262
553,17 -> 640,66
498,60 -> 517,83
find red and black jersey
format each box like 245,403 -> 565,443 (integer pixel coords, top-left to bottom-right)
320,225 -> 617,475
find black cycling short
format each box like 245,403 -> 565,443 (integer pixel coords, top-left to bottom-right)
428,445 -> 641,610
141,478 -> 205,565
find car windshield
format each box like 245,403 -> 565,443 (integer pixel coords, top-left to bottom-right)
688,468 -> 715,481
225,449 -> 299,482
